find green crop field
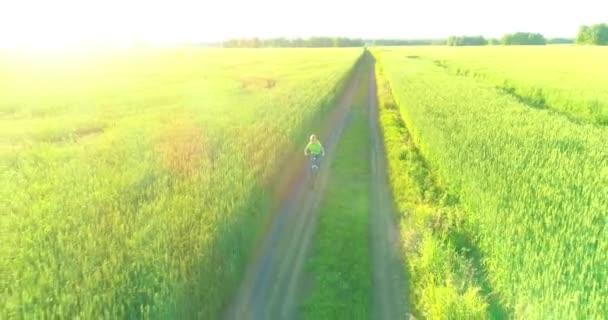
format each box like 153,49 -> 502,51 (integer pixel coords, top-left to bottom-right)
373,47 -> 607,319
2,44 -> 606,320
0,48 -> 361,318
390,46 -> 608,124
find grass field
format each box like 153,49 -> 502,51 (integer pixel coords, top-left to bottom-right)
373,47 -> 607,319
0,48 -> 361,318
391,46 -> 608,124
3,44 -> 606,319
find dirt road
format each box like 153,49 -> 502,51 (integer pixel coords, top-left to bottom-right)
223,57 -> 407,320
368,59 -> 408,319
223,63 -> 363,320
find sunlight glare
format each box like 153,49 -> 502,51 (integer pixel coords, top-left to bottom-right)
1,0 -> 607,51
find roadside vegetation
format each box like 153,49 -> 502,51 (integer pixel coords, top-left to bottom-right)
373,48 -> 607,319
374,58 -> 493,319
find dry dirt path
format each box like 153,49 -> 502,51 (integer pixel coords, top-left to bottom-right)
368,59 -> 408,320
223,63 -> 363,320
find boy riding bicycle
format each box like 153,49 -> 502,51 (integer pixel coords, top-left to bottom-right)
304,134 -> 325,170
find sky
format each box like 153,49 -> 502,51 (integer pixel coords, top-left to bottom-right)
0,0 -> 606,48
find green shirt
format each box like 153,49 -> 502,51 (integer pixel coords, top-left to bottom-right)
305,141 -> 324,155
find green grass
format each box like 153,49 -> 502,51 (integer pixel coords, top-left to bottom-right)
386,46 -> 608,124
373,48 -> 607,319
0,48 -> 362,318
303,59 -> 372,320
374,59 -> 490,319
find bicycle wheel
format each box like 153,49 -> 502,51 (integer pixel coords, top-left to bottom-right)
310,164 -> 318,189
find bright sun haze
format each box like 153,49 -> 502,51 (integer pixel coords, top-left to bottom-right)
0,0 -> 606,49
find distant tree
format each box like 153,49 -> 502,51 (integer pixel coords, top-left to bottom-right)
293,38 -> 306,47
221,37 -> 364,48
488,38 -> 500,45
595,24 -> 608,44
334,37 -> 365,47
238,38 -> 250,47
251,38 -> 261,48
576,23 -> 608,45
447,36 -> 487,46
277,38 -> 291,47
576,25 -> 591,44
547,38 -> 575,44
307,37 -> 331,47
369,39 -> 445,46
431,39 -> 447,45
222,39 -> 236,48
501,32 -> 546,45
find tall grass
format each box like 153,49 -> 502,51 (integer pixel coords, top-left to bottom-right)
387,46 -> 608,124
0,48 -> 362,318
373,49 -> 607,319
374,59 -> 491,319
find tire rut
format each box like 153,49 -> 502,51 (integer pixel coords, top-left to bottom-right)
368,59 -> 409,320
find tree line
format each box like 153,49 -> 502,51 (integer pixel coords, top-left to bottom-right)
222,37 -> 364,48
368,39 -> 445,46
576,23 -> 608,45
221,24 -> 606,48
445,33 -> 546,46
501,32 -> 546,45
222,37 -> 450,48
445,34 -> 583,46
447,36 -> 488,46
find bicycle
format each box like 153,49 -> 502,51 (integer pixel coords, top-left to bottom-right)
308,154 -> 323,189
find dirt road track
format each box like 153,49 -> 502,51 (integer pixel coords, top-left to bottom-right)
223,57 -> 408,320
223,64 -> 363,320
368,59 -> 408,319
